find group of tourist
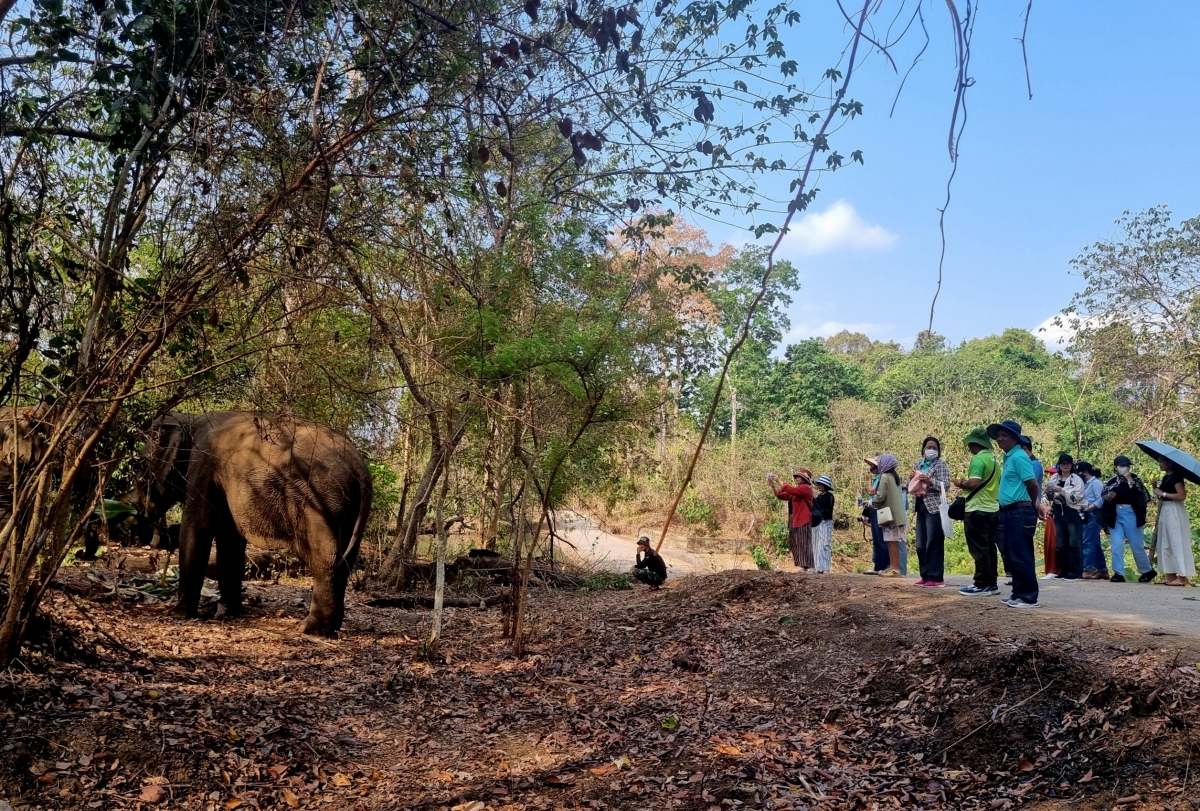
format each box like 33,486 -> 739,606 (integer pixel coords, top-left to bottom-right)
764,420 -> 1197,609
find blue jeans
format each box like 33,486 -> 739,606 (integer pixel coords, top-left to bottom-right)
1109,504 -> 1152,576
1000,503 -> 1039,604
868,507 -> 908,575
915,499 -> 945,582
1082,511 -> 1106,573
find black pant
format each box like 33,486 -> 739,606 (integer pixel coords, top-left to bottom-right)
1052,504 -> 1083,579
1000,503 -> 1039,604
633,568 -> 665,586
914,498 -> 945,582
964,509 -> 1000,588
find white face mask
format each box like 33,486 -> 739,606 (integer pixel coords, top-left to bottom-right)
924,448 -> 939,461
1116,466 -> 1130,476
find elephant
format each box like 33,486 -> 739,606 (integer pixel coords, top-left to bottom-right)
135,411 -> 372,636
0,405 -> 50,567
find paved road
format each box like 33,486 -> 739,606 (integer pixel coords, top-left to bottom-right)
920,572 -> 1200,637
554,510 -> 755,575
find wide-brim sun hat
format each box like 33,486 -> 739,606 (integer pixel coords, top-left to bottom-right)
793,468 -> 813,482
816,475 -> 833,490
963,427 -> 992,449
987,420 -> 1024,441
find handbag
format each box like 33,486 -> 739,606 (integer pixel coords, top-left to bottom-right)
938,488 -> 955,538
948,458 -> 997,521
810,507 -> 823,527
875,506 -> 894,526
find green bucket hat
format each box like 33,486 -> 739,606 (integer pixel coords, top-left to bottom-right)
963,427 -> 993,450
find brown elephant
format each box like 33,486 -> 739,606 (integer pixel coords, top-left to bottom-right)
0,405 -> 50,568
136,411 -> 372,636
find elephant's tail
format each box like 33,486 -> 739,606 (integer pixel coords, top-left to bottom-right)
338,467 -> 372,573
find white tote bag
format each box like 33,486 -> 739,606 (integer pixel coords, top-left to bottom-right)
938,488 -> 955,539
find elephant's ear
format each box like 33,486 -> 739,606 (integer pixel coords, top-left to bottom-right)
145,415 -> 190,492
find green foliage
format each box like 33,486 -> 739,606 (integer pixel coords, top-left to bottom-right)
678,486 -> 717,529
368,462 -> 401,516
579,573 -> 633,593
763,519 -> 789,557
750,544 -> 773,571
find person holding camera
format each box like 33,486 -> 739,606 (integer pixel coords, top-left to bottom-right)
768,468 -> 815,571
1044,453 -> 1086,580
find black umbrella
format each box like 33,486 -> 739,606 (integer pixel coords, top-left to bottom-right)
1135,440 -> 1200,486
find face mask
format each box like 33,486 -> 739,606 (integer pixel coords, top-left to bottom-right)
1117,466 -> 1130,476
924,449 -> 939,461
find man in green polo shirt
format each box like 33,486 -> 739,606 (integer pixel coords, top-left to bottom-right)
988,419 -> 1043,608
954,427 -> 1001,595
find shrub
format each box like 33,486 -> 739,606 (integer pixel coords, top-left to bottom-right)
579,572 -> 633,592
763,519 -> 789,558
678,486 -> 717,530
751,545 -> 773,571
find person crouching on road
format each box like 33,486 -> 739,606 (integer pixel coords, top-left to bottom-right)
954,428 -> 1001,596
769,468 -> 815,571
813,475 -> 836,573
631,536 -> 667,589
870,454 -> 908,578
988,420 -> 1043,608
1076,462 -> 1109,579
1101,455 -> 1156,583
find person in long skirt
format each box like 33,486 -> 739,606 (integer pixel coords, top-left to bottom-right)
813,475 -> 836,573
769,468 -> 815,571
1153,458 -> 1196,586
871,454 -> 909,577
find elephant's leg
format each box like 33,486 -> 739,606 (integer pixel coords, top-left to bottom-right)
299,518 -> 348,637
174,511 -> 215,618
215,530 -> 247,617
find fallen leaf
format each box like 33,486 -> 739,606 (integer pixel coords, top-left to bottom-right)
281,788 -> 300,808
1017,758 -> 1035,772
1115,796 -> 1142,806
589,764 -> 617,776
1078,769 -> 1094,783
331,773 -> 352,787
542,775 -> 574,786
715,745 -> 742,756
139,785 -> 167,803
451,803 -> 485,811
228,727 -> 240,741
224,798 -> 243,810
661,716 -> 678,730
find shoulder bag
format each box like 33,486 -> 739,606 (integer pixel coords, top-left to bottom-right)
948,458 -> 997,521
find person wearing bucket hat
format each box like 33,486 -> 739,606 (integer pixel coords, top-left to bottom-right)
1044,454 -> 1086,581
953,428 -> 1001,596
1099,455 -> 1155,583
987,419 -> 1042,607
812,476 -> 835,573
768,467 -> 816,571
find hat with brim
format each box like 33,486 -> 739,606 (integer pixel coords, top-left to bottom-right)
815,475 -> 833,490
863,456 -> 879,468
987,420 -> 1024,442
1114,455 -> 1133,468
637,535 -> 651,546
963,427 -> 992,449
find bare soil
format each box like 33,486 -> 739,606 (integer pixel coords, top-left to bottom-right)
3,565 -> 1200,811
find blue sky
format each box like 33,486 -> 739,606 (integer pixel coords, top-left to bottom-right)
700,0 -> 1200,350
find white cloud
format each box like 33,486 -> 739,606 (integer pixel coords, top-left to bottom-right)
782,320 -> 894,344
778,200 -> 898,256
1034,312 -> 1101,351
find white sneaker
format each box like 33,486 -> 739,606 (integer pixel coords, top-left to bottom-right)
1040,573 -> 1059,580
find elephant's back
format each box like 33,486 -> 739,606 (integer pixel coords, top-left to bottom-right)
194,412 -> 370,544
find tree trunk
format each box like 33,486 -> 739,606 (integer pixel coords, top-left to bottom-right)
428,444 -> 452,646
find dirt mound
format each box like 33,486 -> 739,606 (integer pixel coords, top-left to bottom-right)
2,571 -> 1199,810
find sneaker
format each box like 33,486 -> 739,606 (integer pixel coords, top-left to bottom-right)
1005,579 -> 1013,586
880,569 -> 902,578
920,581 -> 946,588
1059,575 -> 1080,581
959,585 -> 998,596
1005,598 -> 1040,608
913,579 -> 929,586
1041,572 -> 1059,580
1110,573 -> 1126,583
1138,569 -> 1158,583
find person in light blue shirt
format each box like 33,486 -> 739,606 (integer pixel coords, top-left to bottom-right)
988,420 -> 1043,608
1076,462 -> 1109,579
1020,435 -> 1044,501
